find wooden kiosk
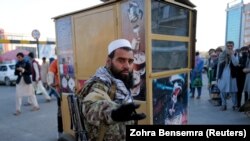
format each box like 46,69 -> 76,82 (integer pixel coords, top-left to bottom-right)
53,0 -> 196,137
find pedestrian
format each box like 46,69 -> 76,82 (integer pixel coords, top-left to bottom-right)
215,47 -> 223,107
206,49 -> 220,105
28,52 -> 51,102
206,49 -> 216,91
77,39 -> 146,141
47,57 -> 59,98
14,52 -> 40,116
236,46 -> 248,109
215,47 -> 223,77
41,57 -> 49,89
47,58 -> 63,139
243,45 -> 250,103
190,51 -> 204,99
216,41 -> 239,111
49,57 -> 55,64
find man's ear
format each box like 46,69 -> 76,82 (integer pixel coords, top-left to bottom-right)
106,58 -> 111,68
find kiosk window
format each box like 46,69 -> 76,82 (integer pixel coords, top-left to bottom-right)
152,40 -> 188,72
151,0 -> 189,36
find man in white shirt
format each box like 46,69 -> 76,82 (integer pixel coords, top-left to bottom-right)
28,52 -> 51,102
41,57 -> 49,89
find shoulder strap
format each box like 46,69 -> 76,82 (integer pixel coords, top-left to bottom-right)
78,78 -> 117,100
108,82 -> 117,100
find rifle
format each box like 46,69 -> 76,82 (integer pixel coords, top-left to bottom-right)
67,80 -> 117,141
67,94 -> 88,141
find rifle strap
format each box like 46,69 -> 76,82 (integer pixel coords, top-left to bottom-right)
97,82 -> 116,141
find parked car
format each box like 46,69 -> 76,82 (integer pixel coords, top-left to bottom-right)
0,63 -> 17,86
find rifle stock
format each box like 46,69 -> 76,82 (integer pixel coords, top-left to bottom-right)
67,94 -> 88,141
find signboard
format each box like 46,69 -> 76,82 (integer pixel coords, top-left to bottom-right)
31,29 -> 40,40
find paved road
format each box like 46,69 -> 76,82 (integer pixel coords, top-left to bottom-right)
0,85 -> 58,141
0,74 -> 249,141
188,74 -> 250,125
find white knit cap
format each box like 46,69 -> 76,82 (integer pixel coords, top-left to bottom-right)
108,39 -> 132,55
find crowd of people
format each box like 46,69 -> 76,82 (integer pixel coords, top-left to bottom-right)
14,53 -> 59,115
13,39 -> 146,140
191,41 -> 250,112
13,39 -> 250,140
14,50 -> 63,138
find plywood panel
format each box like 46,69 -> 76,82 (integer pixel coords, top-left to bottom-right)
73,6 -> 116,79
134,100 -> 149,124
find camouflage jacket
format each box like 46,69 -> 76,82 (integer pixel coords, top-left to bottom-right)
78,67 -> 134,141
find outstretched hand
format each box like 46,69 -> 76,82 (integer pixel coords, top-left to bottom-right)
111,103 -> 146,122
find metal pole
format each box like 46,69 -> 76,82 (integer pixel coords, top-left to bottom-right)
36,38 -> 39,58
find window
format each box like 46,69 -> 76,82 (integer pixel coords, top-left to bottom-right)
152,40 -> 188,72
0,66 -> 7,71
9,65 -> 15,70
151,0 -> 189,36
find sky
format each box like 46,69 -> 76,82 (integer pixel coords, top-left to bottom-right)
0,0 -> 250,51
0,0 -> 102,40
192,0 -> 250,51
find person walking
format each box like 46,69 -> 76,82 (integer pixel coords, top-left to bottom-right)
217,41 -> 239,111
47,58 -> 63,139
77,39 -> 146,141
47,57 -> 59,99
41,57 -> 49,89
190,51 -> 204,99
28,52 -> 51,102
14,52 -> 40,116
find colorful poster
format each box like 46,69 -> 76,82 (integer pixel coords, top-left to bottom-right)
153,73 -> 188,125
121,0 -> 146,101
56,16 -> 76,93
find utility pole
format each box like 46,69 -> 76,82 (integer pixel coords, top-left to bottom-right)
31,29 -> 41,58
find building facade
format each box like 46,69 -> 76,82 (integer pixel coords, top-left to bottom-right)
226,0 -> 250,48
226,0 -> 244,49
243,3 -> 250,46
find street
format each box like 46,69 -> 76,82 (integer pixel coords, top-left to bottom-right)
0,74 -> 250,141
188,74 -> 250,125
0,85 -> 57,141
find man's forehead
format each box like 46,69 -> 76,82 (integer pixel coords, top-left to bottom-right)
114,48 -> 133,54
114,49 -> 134,59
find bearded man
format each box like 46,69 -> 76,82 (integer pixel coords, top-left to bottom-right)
78,39 -> 146,141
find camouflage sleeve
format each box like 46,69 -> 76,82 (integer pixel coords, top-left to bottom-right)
82,82 -> 119,126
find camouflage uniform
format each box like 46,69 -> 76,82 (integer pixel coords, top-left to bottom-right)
78,67 -> 134,141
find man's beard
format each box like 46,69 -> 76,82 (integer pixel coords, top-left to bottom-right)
110,64 -> 134,89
